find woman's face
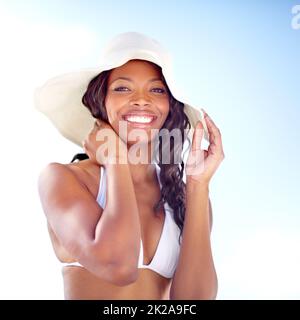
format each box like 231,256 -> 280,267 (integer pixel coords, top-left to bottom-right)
105,59 -> 170,145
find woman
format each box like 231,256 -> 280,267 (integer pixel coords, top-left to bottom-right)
36,32 -> 225,300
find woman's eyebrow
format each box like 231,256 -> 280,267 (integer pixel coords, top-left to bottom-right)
111,77 -> 163,84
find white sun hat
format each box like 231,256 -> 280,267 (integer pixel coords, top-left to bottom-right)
34,31 -> 209,147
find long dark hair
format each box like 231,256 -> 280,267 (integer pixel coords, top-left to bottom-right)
71,60 -> 191,245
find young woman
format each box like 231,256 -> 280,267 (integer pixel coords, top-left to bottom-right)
36,32 -> 225,300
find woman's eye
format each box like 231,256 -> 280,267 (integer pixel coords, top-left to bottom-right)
114,86 -> 130,91
113,87 -> 165,93
151,88 -> 166,93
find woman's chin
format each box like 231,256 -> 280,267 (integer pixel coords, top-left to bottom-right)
118,129 -> 158,145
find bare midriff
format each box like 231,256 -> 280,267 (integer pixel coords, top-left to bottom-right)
62,266 -> 171,300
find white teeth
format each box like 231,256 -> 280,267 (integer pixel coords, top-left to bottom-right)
124,115 -> 154,123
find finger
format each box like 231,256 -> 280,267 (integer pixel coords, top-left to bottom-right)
201,109 -> 215,143
205,116 -> 221,144
91,120 -> 101,134
191,121 -> 204,152
90,122 -> 97,134
96,119 -> 102,127
201,110 -> 224,154
82,139 -> 88,152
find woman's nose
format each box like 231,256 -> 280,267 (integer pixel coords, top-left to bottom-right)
129,91 -> 151,106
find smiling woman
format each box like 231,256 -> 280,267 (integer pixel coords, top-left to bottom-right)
112,75 -> 166,126
35,31 -> 222,300
104,59 -> 170,142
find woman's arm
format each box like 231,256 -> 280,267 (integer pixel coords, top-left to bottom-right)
170,109 -> 224,299
93,162 -> 141,271
169,183 -> 217,299
38,161 -> 141,286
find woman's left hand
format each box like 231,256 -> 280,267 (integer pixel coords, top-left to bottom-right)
185,109 -> 225,185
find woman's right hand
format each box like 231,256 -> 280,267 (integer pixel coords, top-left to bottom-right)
82,119 -> 128,166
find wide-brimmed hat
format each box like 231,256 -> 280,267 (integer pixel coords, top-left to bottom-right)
34,31 -> 209,147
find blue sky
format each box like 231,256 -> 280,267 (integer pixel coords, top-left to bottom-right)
0,0 -> 299,299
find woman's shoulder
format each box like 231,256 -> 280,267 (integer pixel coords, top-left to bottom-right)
68,159 -> 102,177
41,160 -> 102,199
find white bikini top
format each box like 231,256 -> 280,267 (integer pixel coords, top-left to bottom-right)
62,164 -> 182,279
